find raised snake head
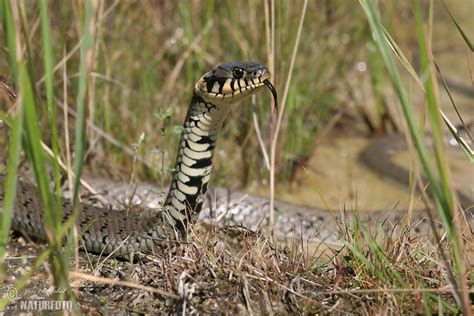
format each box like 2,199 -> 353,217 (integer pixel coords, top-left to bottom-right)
194,62 -> 277,106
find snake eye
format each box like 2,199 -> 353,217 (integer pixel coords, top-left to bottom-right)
232,67 -> 244,79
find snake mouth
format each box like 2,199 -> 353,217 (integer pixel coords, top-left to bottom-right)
263,79 -> 278,113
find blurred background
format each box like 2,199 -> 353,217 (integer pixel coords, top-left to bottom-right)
0,0 -> 472,211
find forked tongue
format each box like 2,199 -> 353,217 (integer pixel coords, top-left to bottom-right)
263,79 -> 278,113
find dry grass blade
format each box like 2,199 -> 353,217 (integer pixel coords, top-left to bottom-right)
441,0 -> 473,52
434,60 -> 473,142
70,271 -> 179,299
251,95 -> 270,170
382,27 -> 425,90
439,110 -> 474,160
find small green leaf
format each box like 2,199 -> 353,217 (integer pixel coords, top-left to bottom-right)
172,125 -> 184,135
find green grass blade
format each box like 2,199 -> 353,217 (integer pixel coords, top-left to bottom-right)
0,113 -> 23,284
0,1 -> 17,82
39,0 -> 62,222
342,240 -> 386,282
21,66 -> 56,240
37,0 -> 73,294
414,0 -> 453,224
414,1 -> 469,312
72,0 -> 95,206
0,1 -> 22,285
441,1 -> 473,51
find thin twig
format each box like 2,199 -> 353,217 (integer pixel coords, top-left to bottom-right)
251,95 -> 270,170
62,48 -> 81,271
62,50 -> 74,200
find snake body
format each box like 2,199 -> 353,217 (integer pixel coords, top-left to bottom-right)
2,62 -> 276,256
1,62 -> 472,257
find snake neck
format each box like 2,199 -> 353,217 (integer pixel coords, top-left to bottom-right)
163,93 -> 230,230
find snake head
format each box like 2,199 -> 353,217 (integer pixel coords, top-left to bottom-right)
195,62 -> 277,106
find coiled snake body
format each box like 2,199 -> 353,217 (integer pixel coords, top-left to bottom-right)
1,62 -> 472,257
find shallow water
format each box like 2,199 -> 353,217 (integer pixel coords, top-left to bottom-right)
253,133 -> 472,214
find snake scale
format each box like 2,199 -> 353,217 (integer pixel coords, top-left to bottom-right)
1,62 -> 473,257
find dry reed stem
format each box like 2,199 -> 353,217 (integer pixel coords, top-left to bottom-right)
251,95 -> 270,170
269,0 -> 308,239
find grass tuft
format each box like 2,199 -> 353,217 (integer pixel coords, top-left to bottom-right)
360,0 -> 471,312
